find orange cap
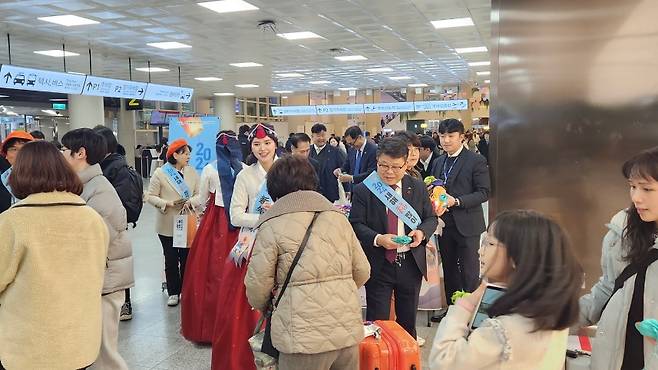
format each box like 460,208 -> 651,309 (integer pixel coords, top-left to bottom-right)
1,131 -> 34,155
166,138 -> 189,159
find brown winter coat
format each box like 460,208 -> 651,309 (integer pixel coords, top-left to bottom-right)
245,190 -> 370,355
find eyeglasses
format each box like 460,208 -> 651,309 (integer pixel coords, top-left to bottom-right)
377,162 -> 406,172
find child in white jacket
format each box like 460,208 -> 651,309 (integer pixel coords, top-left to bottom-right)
430,210 -> 583,370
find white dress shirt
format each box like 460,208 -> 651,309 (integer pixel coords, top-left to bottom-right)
420,151 -> 434,172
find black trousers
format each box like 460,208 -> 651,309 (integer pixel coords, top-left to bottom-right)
438,226 -> 480,305
365,252 -> 423,338
158,234 -> 189,296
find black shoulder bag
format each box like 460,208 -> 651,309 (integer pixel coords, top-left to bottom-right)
261,212 -> 320,359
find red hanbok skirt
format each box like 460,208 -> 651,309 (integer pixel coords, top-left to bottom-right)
181,193 -> 239,343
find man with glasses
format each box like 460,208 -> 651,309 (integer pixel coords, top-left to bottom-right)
350,137 -> 438,339
0,131 -> 34,213
310,123 -> 345,203
334,126 -> 377,186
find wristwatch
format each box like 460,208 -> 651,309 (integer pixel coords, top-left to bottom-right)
455,198 -> 461,207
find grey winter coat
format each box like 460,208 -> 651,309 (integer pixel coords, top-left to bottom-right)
80,164 -> 135,294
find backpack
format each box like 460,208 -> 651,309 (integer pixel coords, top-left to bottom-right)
122,165 -> 144,225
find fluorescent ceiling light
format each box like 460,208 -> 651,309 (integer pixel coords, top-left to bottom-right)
34,50 -> 80,57
38,15 -> 99,27
477,71 -> 491,76
135,67 -> 170,72
277,32 -> 323,40
338,87 -> 357,91
276,73 -> 304,78
468,61 -> 491,66
309,80 -> 331,84
41,109 -> 57,115
0,95 -> 8,98
408,83 -> 428,87
273,90 -> 293,94
230,62 -> 263,68
198,0 -> 258,13
214,92 -> 235,96
195,77 -> 223,81
367,67 -> 393,72
389,76 -> 411,80
282,96 -> 288,99
49,98 -> 68,102
455,46 -> 488,54
484,80 -> 491,83
431,17 -> 474,29
335,55 -> 368,62
235,84 -> 259,88
147,42 -> 192,49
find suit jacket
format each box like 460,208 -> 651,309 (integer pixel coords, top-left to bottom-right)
415,150 -> 441,180
310,145 -> 346,202
430,148 -> 490,237
349,174 -> 438,278
341,140 -> 378,184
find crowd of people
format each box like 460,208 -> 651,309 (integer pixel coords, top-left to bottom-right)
0,118 -> 655,370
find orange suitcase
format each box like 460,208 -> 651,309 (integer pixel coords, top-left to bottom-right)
360,320 -> 420,370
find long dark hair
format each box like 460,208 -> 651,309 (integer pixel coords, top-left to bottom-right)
621,147 -> 658,265
486,210 -> 583,331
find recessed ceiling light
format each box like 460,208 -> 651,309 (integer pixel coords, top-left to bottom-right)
38,15 -> 99,27
484,80 -> 491,83
431,17 -> 474,29
367,67 -> 393,72
282,96 -> 289,99
277,32 -> 323,40
214,92 -> 235,96
198,0 -> 258,13
34,50 -> 80,57
338,87 -> 357,91
235,84 -> 259,88
147,42 -> 192,49
468,61 -> 491,67
309,80 -> 331,84
455,46 -> 488,54
335,55 -> 368,62
135,67 -> 170,72
195,77 -> 223,81
476,71 -> 491,76
276,73 -> 304,78
408,83 -> 428,87
230,62 -> 263,68
41,109 -> 58,115
273,90 -> 293,94
389,76 -> 411,80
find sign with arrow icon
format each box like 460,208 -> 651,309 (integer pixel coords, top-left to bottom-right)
81,75 -> 147,99
0,64 -> 86,94
144,83 -> 194,103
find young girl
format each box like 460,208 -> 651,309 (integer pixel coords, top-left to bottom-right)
430,210 -> 583,369
578,147 -> 658,370
211,123 -> 278,370
180,131 -> 244,343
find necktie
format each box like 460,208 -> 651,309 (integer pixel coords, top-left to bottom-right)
354,150 -> 362,175
385,185 -> 398,263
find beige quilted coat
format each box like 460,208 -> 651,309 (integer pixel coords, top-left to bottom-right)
245,190 -> 371,355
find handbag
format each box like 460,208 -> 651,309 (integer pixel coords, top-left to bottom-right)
249,212 -> 321,369
172,207 -> 199,248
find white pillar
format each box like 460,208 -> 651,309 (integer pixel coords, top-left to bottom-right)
119,99 -> 137,167
214,95 -> 236,131
68,95 -> 105,130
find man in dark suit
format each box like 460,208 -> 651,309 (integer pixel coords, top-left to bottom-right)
430,119 -> 490,307
289,133 -> 324,192
350,138 -> 438,338
309,123 -> 346,203
334,126 -> 377,185
416,135 -> 441,179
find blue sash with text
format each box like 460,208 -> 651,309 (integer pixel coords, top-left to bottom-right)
162,163 -> 191,200
362,171 -> 421,229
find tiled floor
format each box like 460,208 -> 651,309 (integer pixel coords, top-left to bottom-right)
119,204 -> 441,369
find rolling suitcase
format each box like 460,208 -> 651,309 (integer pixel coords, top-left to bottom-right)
360,320 -> 420,370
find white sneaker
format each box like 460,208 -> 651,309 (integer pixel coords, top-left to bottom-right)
417,336 -> 426,347
167,295 -> 179,307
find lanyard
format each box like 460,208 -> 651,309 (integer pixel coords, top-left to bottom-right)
442,157 -> 459,183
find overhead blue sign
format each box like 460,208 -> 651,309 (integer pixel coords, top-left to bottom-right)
144,83 -> 193,103
168,116 -> 220,172
0,64 -> 86,94
414,99 -> 468,111
82,76 -> 147,99
271,105 -> 317,116
316,104 -> 365,115
364,102 -> 415,113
